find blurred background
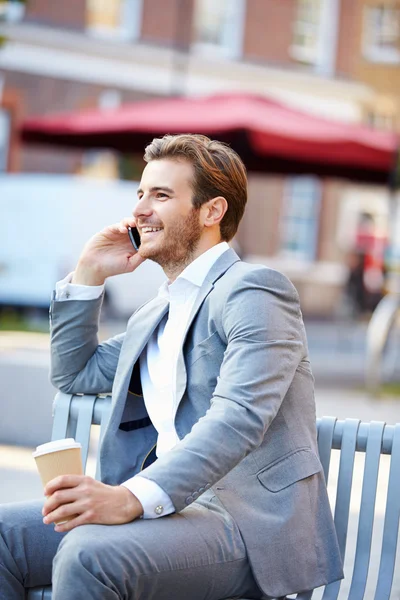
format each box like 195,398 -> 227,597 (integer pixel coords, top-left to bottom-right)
0,1 -> 400,595
1,0 -> 400,317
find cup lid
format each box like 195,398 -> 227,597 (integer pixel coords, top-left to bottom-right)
32,438 -> 81,458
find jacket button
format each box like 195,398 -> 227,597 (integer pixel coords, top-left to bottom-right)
204,483 -> 211,490
198,487 -> 205,494
192,492 -> 199,500
185,496 -> 194,504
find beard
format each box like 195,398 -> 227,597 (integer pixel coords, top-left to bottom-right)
138,206 -> 203,275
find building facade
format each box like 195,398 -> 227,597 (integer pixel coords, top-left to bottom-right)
0,0 -> 397,315
350,0 -> 400,130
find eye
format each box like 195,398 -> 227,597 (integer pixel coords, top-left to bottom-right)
156,192 -> 169,200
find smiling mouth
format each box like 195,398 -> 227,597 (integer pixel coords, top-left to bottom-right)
141,227 -> 163,234
140,227 -> 164,240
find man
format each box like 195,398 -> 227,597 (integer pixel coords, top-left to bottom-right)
0,134 -> 343,599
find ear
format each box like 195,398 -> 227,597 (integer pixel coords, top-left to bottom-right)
202,196 -> 228,228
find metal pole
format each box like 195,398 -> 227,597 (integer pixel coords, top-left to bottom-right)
365,147 -> 400,395
0,72 -> 4,104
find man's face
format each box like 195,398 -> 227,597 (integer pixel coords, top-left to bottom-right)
133,159 -> 203,273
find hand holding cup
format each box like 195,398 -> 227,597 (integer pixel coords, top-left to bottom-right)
33,438 -> 83,524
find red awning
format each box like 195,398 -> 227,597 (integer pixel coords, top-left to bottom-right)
20,93 -> 399,184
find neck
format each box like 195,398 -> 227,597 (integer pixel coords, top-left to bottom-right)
163,255 -> 196,282
163,236 -> 222,282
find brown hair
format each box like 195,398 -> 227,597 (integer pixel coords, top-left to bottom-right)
143,134 -> 247,241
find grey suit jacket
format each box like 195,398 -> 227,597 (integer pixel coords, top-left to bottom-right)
50,248 -> 343,598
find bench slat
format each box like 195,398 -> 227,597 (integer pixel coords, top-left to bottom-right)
317,416 -> 337,483
96,396 -> 112,480
374,423 -> 400,600
348,421 -> 385,599
51,393 -> 73,441
296,589 -> 313,599
322,419 -> 360,600
74,395 -> 97,468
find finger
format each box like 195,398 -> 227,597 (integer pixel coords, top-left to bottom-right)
117,217 -> 136,234
54,511 -> 92,533
120,216 -> 136,229
42,488 -> 79,517
44,474 -> 85,497
128,254 -> 145,269
43,501 -> 82,526
104,222 -> 127,236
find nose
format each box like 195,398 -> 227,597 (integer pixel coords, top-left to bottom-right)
133,194 -> 152,220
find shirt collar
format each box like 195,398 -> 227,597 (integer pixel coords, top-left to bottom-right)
178,241 -> 230,287
157,242 -> 230,299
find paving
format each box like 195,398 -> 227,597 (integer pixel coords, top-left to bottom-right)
1,319 -> 400,598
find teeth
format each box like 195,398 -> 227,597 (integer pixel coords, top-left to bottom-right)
142,227 -> 162,233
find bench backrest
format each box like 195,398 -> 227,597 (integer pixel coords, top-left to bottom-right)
45,393 -> 400,600
51,392 -> 112,480
295,417 -> 400,600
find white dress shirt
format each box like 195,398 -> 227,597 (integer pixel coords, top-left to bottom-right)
55,241 -> 229,518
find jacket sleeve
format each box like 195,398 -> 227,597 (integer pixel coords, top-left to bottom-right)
139,267 -> 306,512
49,294 -> 125,394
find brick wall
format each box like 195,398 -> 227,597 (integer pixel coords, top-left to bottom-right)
335,0 -> 361,78
141,0 -> 195,48
236,174 -> 283,256
243,0 -> 297,65
25,0 -> 86,30
5,71 -> 155,173
22,0 -> 361,81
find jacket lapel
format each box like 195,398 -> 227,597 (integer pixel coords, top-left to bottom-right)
107,295 -> 170,431
174,248 -> 241,411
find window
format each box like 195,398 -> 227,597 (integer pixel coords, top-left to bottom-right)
291,0 -> 322,64
362,94 -> 397,131
0,0 -> 25,23
280,177 -> 321,261
192,0 -> 246,59
86,0 -> 143,41
0,109 -> 10,172
367,109 -> 396,131
363,5 -> 400,63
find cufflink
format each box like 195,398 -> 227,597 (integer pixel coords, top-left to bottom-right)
65,291 -> 70,299
154,505 -> 164,515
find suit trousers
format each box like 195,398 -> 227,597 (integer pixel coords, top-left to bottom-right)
0,491 -> 263,600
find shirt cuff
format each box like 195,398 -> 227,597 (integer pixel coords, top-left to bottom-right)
122,475 -> 175,519
55,272 -> 104,301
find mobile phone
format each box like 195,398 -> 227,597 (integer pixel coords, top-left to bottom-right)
128,226 -> 141,251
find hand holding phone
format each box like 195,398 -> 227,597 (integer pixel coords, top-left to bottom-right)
128,226 -> 141,251
72,220 -> 144,286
